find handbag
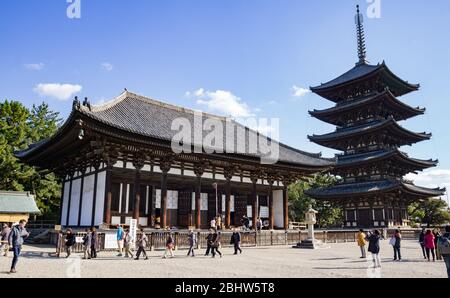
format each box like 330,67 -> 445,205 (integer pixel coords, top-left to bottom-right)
389,236 -> 396,246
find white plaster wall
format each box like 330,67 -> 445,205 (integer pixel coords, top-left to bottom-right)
80,174 -> 95,226
60,181 -> 70,225
273,189 -> 284,228
94,171 -> 106,226
69,179 -> 81,226
191,193 -> 209,211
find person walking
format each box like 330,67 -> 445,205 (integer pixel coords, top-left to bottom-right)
392,229 -> 402,261
210,218 -> 217,230
65,228 -> 76,258
357,229 -> 367,259
91,227 -> 99,259
231,229 -> 242,255
123,229 -> 134,258
419,228 -> 427,259
205,230 -> 214,256
367,230 -> 381,268
1,224 -> 11,257
424,230 -> 436,262
8,219 -> 30,274
135,229 -> 149,260
211,231 -> 222,258
163,233 -> 175,259
116,224 -> 124,257
82,228 -> 92,259
438,225 -> 450,278
187,230 -> 197,257
216,215 -> 222,231
433,229 -> 442,261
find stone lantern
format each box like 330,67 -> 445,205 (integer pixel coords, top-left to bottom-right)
293,205 -> 321,249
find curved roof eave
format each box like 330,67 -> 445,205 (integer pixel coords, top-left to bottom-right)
310,62 -> 419,99
309,118 -> 431,143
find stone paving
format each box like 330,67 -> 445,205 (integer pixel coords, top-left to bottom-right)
0,240 -> 446,278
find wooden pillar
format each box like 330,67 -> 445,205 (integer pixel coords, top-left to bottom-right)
65,172 -> 74,227
283,184 -> 289,230
132,156 -> 144,221
104,161 -> 114,226
77,168 -> 86,227
225,178 -> 232,229
91,162 -> 100,226
251,177 -> 258,231
195,175 -> 202,229
268,178 -> 274,230
133,169 -> 141,221
160,171 -> 168,229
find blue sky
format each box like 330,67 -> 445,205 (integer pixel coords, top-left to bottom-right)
1,0 -> 450,191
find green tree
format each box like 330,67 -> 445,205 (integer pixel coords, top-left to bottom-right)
0,100 -> 62,218
289,174 -> 343,228
408,198 -> 450,227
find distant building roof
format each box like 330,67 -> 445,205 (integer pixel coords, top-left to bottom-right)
0,191 -> 40,214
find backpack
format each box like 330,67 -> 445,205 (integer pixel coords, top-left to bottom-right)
438,235 -> 450,255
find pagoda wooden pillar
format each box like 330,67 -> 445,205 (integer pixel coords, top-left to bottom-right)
104,157 -> 117,226
133,156 -> 145,221
195,175 -> 202,229
251,176 -> 258,231
224,167 -> 234,230
282,177 -> 293,230
160,160 -> 171,229
225,179 -> 232,229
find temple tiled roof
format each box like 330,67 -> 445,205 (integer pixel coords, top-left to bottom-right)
16,91 -> 333,168
0,192 -> 40,214
310,62 -> 420,101
309,118 -> 431,146
305,180 -> 445,199
335,149 -> 438,169
309,90 -> 425,125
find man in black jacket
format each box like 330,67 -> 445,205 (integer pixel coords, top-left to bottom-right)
230,229 -> 242,255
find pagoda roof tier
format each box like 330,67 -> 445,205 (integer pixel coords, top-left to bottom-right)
334,149 -> 438,171
305,179 -> 446,200
308,118 -> 431,151
16,90 -> 333,170
309,89 -> 425,126
310,62 -> 420,102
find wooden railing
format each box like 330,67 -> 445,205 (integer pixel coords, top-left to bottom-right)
53,228 -> 429,256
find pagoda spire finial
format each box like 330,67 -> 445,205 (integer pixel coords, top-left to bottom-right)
355,5 -> 367,65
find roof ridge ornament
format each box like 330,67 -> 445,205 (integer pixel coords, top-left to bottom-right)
355,5 -> 367,65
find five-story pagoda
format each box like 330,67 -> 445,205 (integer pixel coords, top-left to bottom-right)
306,6 -> 445,228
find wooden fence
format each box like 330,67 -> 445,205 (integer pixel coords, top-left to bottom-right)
53,228 -> 428,256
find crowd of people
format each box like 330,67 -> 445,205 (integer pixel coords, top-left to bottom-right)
3,218 -> 450,278
1,220 -> 30,274
357,226 -> 450,277
61,224 -> 245,262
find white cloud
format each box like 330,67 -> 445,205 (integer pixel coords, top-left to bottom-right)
33,83 -> 82,101
292,85 -> 311,98
101,62 -> 114,71
24,63 -> 45,71
405,169 -> 450,197
188,88 -> 253,118
268,100 -> 277,105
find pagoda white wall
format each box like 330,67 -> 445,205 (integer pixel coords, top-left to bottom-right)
94,171 -> 106,226
80,174 -> 95,226
68,179 -> 81,226
273,190 -> 284,228
60,181 -> 70,225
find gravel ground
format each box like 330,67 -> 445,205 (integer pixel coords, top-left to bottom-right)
0,240 -> 447,278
